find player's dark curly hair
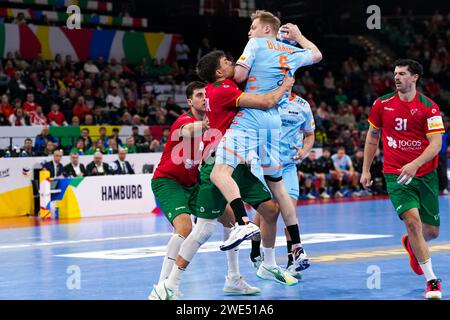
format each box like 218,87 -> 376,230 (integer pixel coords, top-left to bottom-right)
394,59 -> 423,81
196,50 -> 226,83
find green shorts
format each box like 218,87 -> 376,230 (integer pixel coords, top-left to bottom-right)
151,177 -> 199,224
195,163 -> 272,219
385,170 -> 440,226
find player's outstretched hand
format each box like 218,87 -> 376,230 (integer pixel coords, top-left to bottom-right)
360,171 -> 373,189
281,74 -> 295,91
280,23 -> 302,42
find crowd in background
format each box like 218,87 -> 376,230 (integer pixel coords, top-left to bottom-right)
0,10 -> 449,198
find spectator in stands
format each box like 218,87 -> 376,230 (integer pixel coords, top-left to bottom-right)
175,37 -> 190,70
8,71 -> 27,101
0,95 -> 14,121
87,139 -> 105,155
9,107 -> 29,126
350,148 -> 365,196
47,103 -> 68,126
105,86 -> 122,117
83,59 -> 100,74
34,126 -> 58,154
79,128 -> 92,149
72,96 -> 91,122
331,147 -> 356,197
165,96 -> 183,124
98,126 -> 109,148
125,136 -> 137,154
92,106 -> 108,125
71,116 -> 80,126
298,150 -> 319,199
29,106 -> 48,126
20,138 -> 37,157
112,148 -> 135,175
84,114 -> 94,125
131,126 -> 145,146
138,128 -> 158,152
42,149 -> 64,178
69,138 -> 86,156
13,12 -> 26,25
41,140 -> 56,157
63,152 -> 86,178
106,138 -> 119,155
159,127 -> 170,149
317,147 -> 339,197
86,151 -> 110,176
109,128 -> 123,146
108,58 -> 123,76
22,93 -> 39,115
119,111 -> 132,125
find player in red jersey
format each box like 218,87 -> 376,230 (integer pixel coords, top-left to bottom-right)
151,81 -> 209,288
150,51 -> 296,299
361,59 -> 444,299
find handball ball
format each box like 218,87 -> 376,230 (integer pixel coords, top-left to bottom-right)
277,28 -> 298,46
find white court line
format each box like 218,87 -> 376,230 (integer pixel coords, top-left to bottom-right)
0,233 -> 173,251
56,233 -> 393,260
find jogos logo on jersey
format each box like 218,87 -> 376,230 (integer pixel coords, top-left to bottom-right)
387,136 -> 422,150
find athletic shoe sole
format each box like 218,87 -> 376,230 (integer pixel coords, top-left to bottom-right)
220,230 -> 260,251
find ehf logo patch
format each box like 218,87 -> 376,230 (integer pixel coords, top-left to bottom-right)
427,116 -> 444,131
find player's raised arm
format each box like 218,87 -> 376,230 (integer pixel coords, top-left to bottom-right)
280,23 -> 322,64
238,74 -> 294,109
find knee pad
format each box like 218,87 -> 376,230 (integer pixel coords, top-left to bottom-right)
179,218 -> 216,262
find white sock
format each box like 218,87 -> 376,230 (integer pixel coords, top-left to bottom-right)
262,246 -> 276,267
224,227 -> 240,279
159,234 -> 185,283
419,258 -> 437,282
166,264 -> 185,290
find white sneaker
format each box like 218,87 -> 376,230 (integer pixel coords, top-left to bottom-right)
443,189 -> 448,195
334,191 -> 344,198
250,253 -> 264,269
320,191 -> 330,199
223,276 -> 261,295
306,193 -> 316,200
286,264 -> 303,279
292,246 -> 310,271
220,222 -> 260,251
148,281 -> 181,300
256,264 -> 298,286
352,191 -> 361,197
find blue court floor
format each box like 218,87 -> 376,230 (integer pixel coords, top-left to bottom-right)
0,196 -> 449,300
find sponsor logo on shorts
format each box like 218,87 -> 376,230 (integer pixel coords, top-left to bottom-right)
168,212 -> 172,218
199,207 -> 205,213
175,206 -> 186,211
212,210 -> 221,214
396,205 -> 403,212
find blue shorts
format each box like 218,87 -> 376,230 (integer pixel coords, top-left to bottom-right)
282,163 -> 299,200
215,128 -> 282,183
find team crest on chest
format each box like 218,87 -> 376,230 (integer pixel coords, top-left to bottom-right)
410,108 -> 418,115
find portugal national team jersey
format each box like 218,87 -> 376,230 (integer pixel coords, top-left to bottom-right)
204,79 -> 244,151
279,94 -> 315,164
368,91 -> 445,177
153,112 -> 203,186
233,37 -> 314,130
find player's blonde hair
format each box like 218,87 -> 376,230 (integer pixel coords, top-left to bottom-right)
251,10 -> 280,34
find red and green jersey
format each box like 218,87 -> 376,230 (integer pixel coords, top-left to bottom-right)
153,112 -> 203,186
368,91 -> 445,177
204,79 -> 244,152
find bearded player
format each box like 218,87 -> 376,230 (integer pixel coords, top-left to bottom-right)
361,59 -> 444,299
